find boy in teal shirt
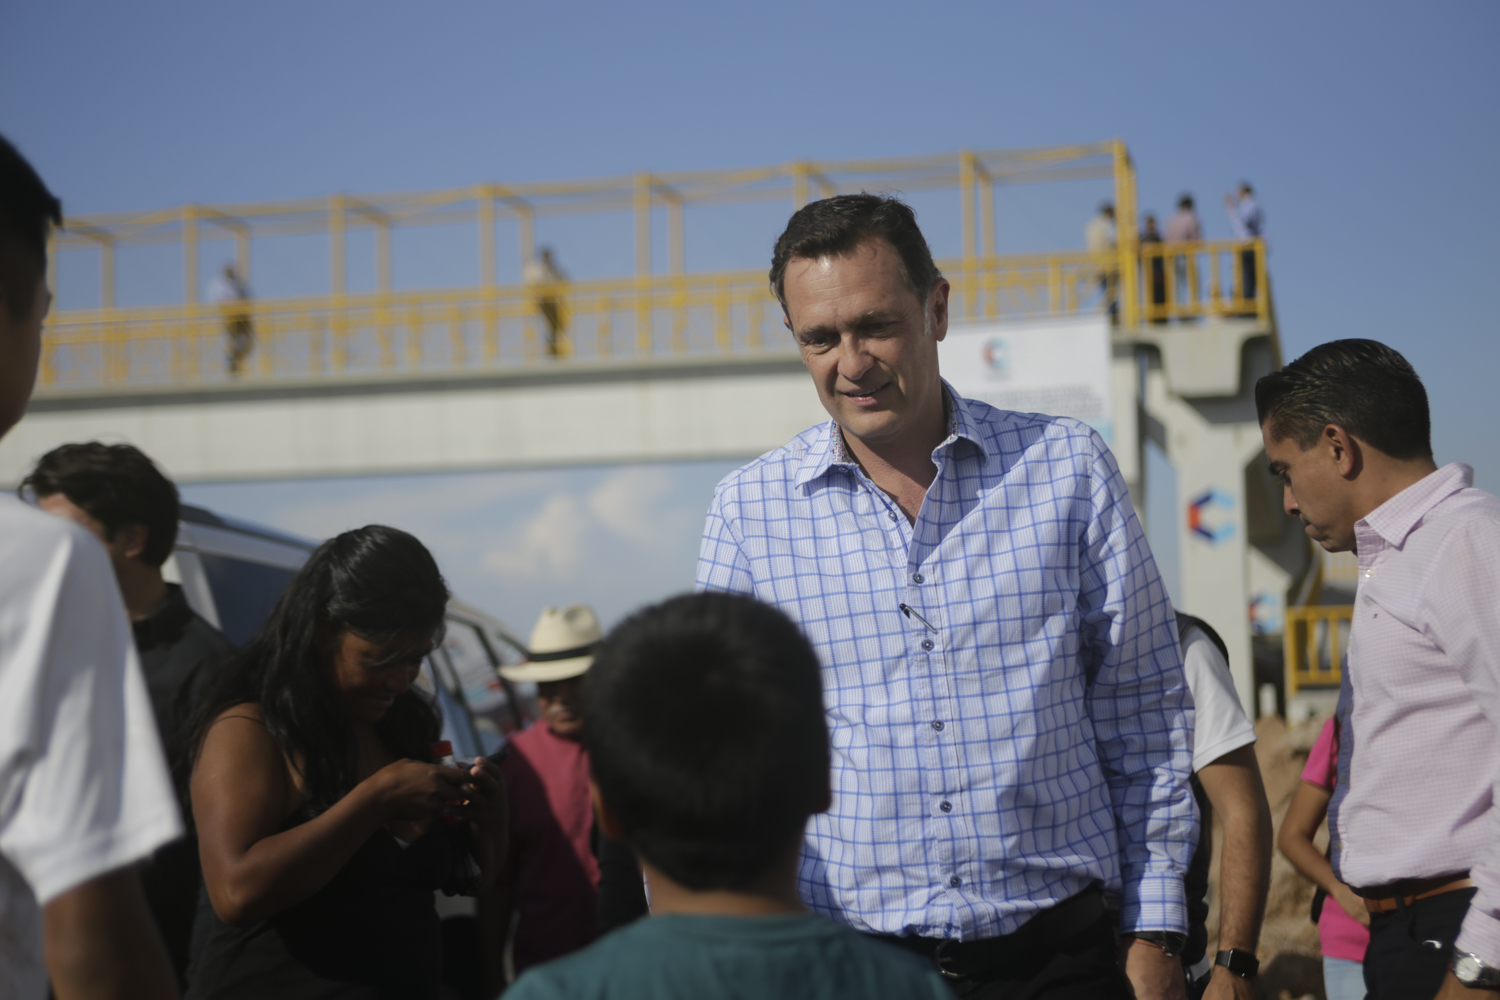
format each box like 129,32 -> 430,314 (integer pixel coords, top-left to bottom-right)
504,593 -> 950,1000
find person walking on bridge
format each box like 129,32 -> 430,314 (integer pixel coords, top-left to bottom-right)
208,263 -> 253,375
523,248 -> 568,358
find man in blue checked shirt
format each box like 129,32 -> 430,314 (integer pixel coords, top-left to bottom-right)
696,194 -> 1198,1000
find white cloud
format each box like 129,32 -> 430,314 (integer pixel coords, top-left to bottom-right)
586,467 -> 673,546
483,493 -> 589,581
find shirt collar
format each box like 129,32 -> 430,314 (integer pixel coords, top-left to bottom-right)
794,381 -> 989,490
1356,462 -> 1473,549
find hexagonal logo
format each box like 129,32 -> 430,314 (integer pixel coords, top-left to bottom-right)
1187,488 -> 1235,544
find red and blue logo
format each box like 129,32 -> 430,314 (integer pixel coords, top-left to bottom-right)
1187,488 -> 1235,544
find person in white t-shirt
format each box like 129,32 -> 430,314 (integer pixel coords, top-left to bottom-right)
1174,613 -> 1274,1000
0,133 -> 182,1000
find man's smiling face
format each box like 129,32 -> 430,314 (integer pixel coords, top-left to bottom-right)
782,238 -> 948,450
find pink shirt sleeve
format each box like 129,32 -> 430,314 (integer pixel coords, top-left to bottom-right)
1301,718 -> 1338,791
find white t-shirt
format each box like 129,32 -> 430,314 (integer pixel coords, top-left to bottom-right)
0,497 -> 183,1000
1181,625 -> 1257,772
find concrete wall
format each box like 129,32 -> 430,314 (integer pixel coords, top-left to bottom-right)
2,358 -> 826,485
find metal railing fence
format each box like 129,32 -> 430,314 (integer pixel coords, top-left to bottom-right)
1284,604 -> 1353,696
38,242 -> 1267,393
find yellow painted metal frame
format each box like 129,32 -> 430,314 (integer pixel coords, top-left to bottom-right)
40,142 -> 1269,393
1284,604 -> 1354,695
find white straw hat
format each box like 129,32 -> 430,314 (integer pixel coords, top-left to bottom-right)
500,605 -> 602,683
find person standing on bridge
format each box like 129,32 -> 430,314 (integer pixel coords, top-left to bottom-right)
697,193 -> 1197,999
1164,195 -> 1202,311
1085,201 -> 1119,323
208,263 -> 253,376
523,247 -> 568,358
1222,184 -> 1263,315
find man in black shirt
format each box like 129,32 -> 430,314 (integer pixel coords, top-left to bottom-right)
23,441 -> 234,986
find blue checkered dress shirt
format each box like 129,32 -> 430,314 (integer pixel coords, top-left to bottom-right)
695,386 -> 1196,940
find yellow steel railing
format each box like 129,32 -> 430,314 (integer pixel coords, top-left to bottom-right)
40,250 -> 1161,391
36,140 -> 1273,393
1284,604 -> 1354,696
1137,239 -> 1270,324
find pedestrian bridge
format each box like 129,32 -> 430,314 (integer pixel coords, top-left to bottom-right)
8,142 -> 1267,484
2,141 -> 1288,716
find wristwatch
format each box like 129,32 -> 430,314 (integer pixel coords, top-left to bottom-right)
1451,951 -> 1500,989
1215,949 -> 1259,979
1122,931 -> 1186,957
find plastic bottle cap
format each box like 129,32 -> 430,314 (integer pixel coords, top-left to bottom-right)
430,740 -> 454,758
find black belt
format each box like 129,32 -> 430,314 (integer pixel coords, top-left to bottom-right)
869,886 -> 1109,981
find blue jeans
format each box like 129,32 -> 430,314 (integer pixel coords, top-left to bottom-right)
1323,956 -> 1365,1000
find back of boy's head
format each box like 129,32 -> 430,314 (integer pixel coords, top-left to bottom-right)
585,592 -> 829,892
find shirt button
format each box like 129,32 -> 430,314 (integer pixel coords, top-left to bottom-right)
940,801 -> 952,813
1365,569 -> 1374,578
949,875 -> 962,888
888,511 -> 897,522
921,639 -> 934,651
931,720 -> 944,731
912,573 -> 924,584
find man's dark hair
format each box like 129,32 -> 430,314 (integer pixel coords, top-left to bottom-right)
769,193 -> 942,314
1178,194 -> 1195,210
0,134 -> 62,322
21,442 -> 181,566
585,592 -> 829,891
1255,339 -> 1432,460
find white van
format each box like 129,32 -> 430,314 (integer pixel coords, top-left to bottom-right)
165,504 -> 538,760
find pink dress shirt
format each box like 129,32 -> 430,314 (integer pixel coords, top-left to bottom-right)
1330,463 -> 1500,962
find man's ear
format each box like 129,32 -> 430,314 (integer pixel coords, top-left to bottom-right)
113,523 -> 150,562
589,779 -> 626,840
928,279 -> 951,343
1322,424 -> 1363,480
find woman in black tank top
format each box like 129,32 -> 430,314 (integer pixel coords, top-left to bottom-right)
182,526 -> 508,998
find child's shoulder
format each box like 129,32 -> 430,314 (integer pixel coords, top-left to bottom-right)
504,913 -> 950,1000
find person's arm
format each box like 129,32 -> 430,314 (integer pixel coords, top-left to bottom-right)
1427,522 -> 1500,992
193,708 -> 467,925
1075,432 -> 1195,1000
43,865 -> 179,1000
1276,779 -> 1368,927
1197,745 -> 1273,999
694,495 -> 755,594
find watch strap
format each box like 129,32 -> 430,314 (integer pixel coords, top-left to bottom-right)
1215,949 -> 1259,978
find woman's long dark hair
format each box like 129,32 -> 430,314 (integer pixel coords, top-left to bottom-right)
187,525 -> 448,818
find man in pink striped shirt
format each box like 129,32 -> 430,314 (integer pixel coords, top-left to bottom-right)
1257,340 -> 1500,999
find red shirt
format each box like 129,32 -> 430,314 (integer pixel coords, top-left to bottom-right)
500,722 -> 600,973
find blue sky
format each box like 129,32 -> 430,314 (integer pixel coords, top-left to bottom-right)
4,1 -> 1497,631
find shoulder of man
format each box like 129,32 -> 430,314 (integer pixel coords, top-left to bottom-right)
956,395 -> 1110,465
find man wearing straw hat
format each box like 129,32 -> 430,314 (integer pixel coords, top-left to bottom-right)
485,605 -> 604,987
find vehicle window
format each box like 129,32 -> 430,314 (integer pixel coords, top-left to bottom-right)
442,623 -> 507,714
197,554 -> 298,646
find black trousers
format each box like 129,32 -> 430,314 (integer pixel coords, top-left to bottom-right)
1364,887 -> 1476,999
868,890 -> 1133,999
